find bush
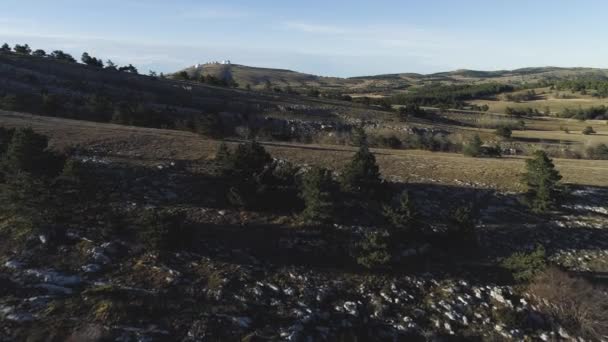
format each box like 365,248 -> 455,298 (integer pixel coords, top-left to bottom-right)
529,268 -> 608,340
0,172 -> 56,238
501,245 -> 546,282
495,126 -> 512,138
447,205 -> 477,246
463,134 -> 483,157
300,167 -> 335,223
586,143 -> 608,160
214,142 -> 231,165
356,230 -> 391,269
0,127 -> 15,155
383,190 -> 418,233
218,141 -> 277,208
137,210 -> 191,253
340,142 -> 381,194
582,126 -> 596,135
196,114 -> 224,138
522,150 -> 562,213
3,127 -> 64,177
350,125 -> 368,147
222,141 -> 272,180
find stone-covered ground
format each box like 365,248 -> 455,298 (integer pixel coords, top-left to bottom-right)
0,145 -> 607,341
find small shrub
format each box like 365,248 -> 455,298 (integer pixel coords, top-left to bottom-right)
529,268 -> 608,340
582,126 -> 596,135
463,134 -> 483,157
222,141 -> 272,180
383,190 -> 418,233
219,141 -> 273,208
495,126 -> 512,138
356,230 -> 391,269
0,172 -> 56,239
447,205 -> 477,246
214,142 -> 231,166
137,210 -> 191,253
586,143 -> 608,160
350,125 -> 368,147
501,245 -> 546,282
2,127 -> 64,177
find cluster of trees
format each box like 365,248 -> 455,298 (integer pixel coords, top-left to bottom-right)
463,134 -> 501,158
553,78 -> 608,98
1,42 -> 139,74
173,71 -> 238,88
81,52 -> 104,68
213,131 -> 485,269
398,104 -> 428,121
495,126 -> 513,138
559,106 -> 608,120
505,90 -> 538,102
468,104 -> 490,112
391,83 -> 514,108
505,107 -> 541,117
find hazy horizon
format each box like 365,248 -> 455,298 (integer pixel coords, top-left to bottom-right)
3,0 -> 608,77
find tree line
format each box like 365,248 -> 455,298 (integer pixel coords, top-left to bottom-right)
1,42 -> 140,74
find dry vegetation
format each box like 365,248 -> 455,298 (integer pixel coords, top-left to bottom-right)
3,111 -> 608,192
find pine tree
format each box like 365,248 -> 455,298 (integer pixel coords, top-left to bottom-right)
383,190 -> 418,233
522,150 -> 562,212
300,167 -> 335,223
2,128 -> 63,178
356,231 -> 391,269
463,134 -> 483,157
214,142 -> 231,165
3,127 -> 49,174
350,125 -> 368,147
340,142 -> 381,194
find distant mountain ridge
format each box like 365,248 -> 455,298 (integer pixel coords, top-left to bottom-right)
174,63 -> 608,93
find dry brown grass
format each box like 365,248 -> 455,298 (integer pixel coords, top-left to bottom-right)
2,111 -> 608,192
529,268 -> 608,340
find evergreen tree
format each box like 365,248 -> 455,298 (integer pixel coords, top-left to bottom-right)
300,167 -> 335,223
214,142 -> 231,165
522,150 -> 562,212
3,127 -> 49,174
2,127 -> 64,178
340,137 -> 381,194
50,50 -> 76,63
0,43 -> 10,52
195,114 -> 223,138
0,172 -> 56,236
356,231 -> 391,269
13,44 -> 31,55
495,126 -> 512,138
350,125 -> 368,147
226,141 -> 272,180
383,190 -> 418,233
463,134 -> 483,157
105,60 -> 117,71
582,126 -> 596,135
32,49 -> 46,57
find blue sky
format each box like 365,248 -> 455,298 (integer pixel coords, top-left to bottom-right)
1,0 -> 608,77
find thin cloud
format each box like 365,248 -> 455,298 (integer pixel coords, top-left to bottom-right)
181,7 -> 255,20
283,22 -> 351,35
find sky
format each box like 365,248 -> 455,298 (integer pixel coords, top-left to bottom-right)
1,0 -> 608,77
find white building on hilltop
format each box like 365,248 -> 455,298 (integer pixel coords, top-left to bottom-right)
221,60 -> 231,65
